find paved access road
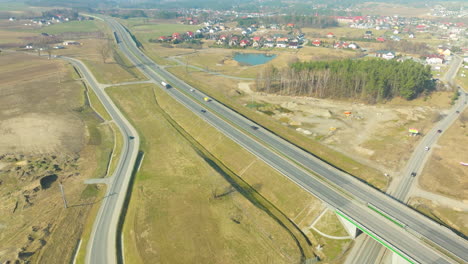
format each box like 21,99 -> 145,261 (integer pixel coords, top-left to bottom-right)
103,17 -> 468,263
349,55 -> 467,264
62,58 -> 140,264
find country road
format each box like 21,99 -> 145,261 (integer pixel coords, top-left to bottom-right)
61,57 -> 140,264
100,17 -> 468,264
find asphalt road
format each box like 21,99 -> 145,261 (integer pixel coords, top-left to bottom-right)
61,58 -> 140,264
350,55 -> 467,264
100,17 -> 468,263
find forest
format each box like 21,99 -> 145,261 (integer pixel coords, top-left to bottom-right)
255,59 -> 435,103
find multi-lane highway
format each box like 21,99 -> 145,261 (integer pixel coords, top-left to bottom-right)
80,16 -> 468,263
61,57 -> 140,264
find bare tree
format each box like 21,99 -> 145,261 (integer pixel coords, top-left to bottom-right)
99,42 -> 112,64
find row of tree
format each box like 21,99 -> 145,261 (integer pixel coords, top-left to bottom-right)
237,15 -> 338,28
255,59 -> 435,103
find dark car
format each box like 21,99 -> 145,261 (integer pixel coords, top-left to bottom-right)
129,136 -> 135,140
411,172 -> 417,177
456,111 -> 460,114
251,126 -> 259,130
201,109 -> 206,113
437,129 -> 442,133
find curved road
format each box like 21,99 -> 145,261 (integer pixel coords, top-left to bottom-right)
77,15 -> 468,264
104,18 -> 468,263
62,57 -> 140,264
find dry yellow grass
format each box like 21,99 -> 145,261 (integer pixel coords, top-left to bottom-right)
409,197 -> 468,237
419,109 -> 468,200
107,84 -> 320,263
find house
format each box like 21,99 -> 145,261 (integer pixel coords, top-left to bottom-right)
53,45 -> 65,49
24,43 -> 33,49
437,47 -> 451,56
264,38 -> 275,48
252,36 -> 261,42
8,17 -> 15,21
393,29 -> 399,35
425,55 -> 444,64
186,31 -> 194,38
289,42 -> 298,49
364,30 -> 373,38
172,32 -> 181,40
276,37 -> 289,48
376,37 -> 385,42
375,50 -> 395,60
63,40 -> 81,46
326,32 -> 335,38
312,39 -> 321,47
229,36 -> 239,46
286,23 -> 295,28
240,39 -> 250,47
159,36 -> 169,42
416,25 -> 427,32
348,43 -> 359,49
408,33 -> 415,38
390,35 -> 401,41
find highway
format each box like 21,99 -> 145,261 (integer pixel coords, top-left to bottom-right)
349,55 -> 467,264
61,57 -> 140,264
81,16 -> 468,263
105,18 -> 468,263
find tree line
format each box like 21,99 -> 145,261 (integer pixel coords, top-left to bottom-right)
237,15 -> 338,28
255,59 -> 435,103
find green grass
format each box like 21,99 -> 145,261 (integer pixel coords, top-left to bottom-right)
107,84 -> 313,263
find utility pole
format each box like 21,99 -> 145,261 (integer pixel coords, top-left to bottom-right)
59,180 -> 68,208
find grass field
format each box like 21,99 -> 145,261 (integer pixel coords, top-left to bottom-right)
31,21 -> 100,34
0,53 -> 113,263
107,84 -> 323,263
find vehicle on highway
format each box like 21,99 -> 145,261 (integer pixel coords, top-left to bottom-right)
456,110 -> 460,113
129,136 -> 135,140
411,172 -> 417,177
425,146 -> 430,151
190,88 -> 195,92
201,109 -> 206,113
204,97 -> 211,102
161,81 -> 171,88
251,126 -> 259,130
437,129 -> 442,133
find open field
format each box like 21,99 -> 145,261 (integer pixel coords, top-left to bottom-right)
419,107 -> 468,200
357,2 -> 431,17
409,197 -> 468,237
107,84 -> 326,263
31,21 -> 100,34
0,52 -> 112,263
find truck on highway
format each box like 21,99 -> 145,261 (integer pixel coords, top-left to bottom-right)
161,81 -> 171,88
204,97 -> 211,102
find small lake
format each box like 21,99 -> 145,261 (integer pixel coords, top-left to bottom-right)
233,53 -> 277,66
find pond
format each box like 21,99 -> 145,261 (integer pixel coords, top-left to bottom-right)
233,53 -> 277,66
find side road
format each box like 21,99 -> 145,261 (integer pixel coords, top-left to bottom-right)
62,57 -> 140,264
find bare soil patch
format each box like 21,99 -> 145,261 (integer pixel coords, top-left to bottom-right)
241,82 -> 452,179
0,52 -> 111,263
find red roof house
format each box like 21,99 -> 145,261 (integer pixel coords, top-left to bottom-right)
326,32 -> 335,38
312,39 -> 321,47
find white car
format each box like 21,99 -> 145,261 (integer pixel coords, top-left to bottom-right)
425,146 -> 430,151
